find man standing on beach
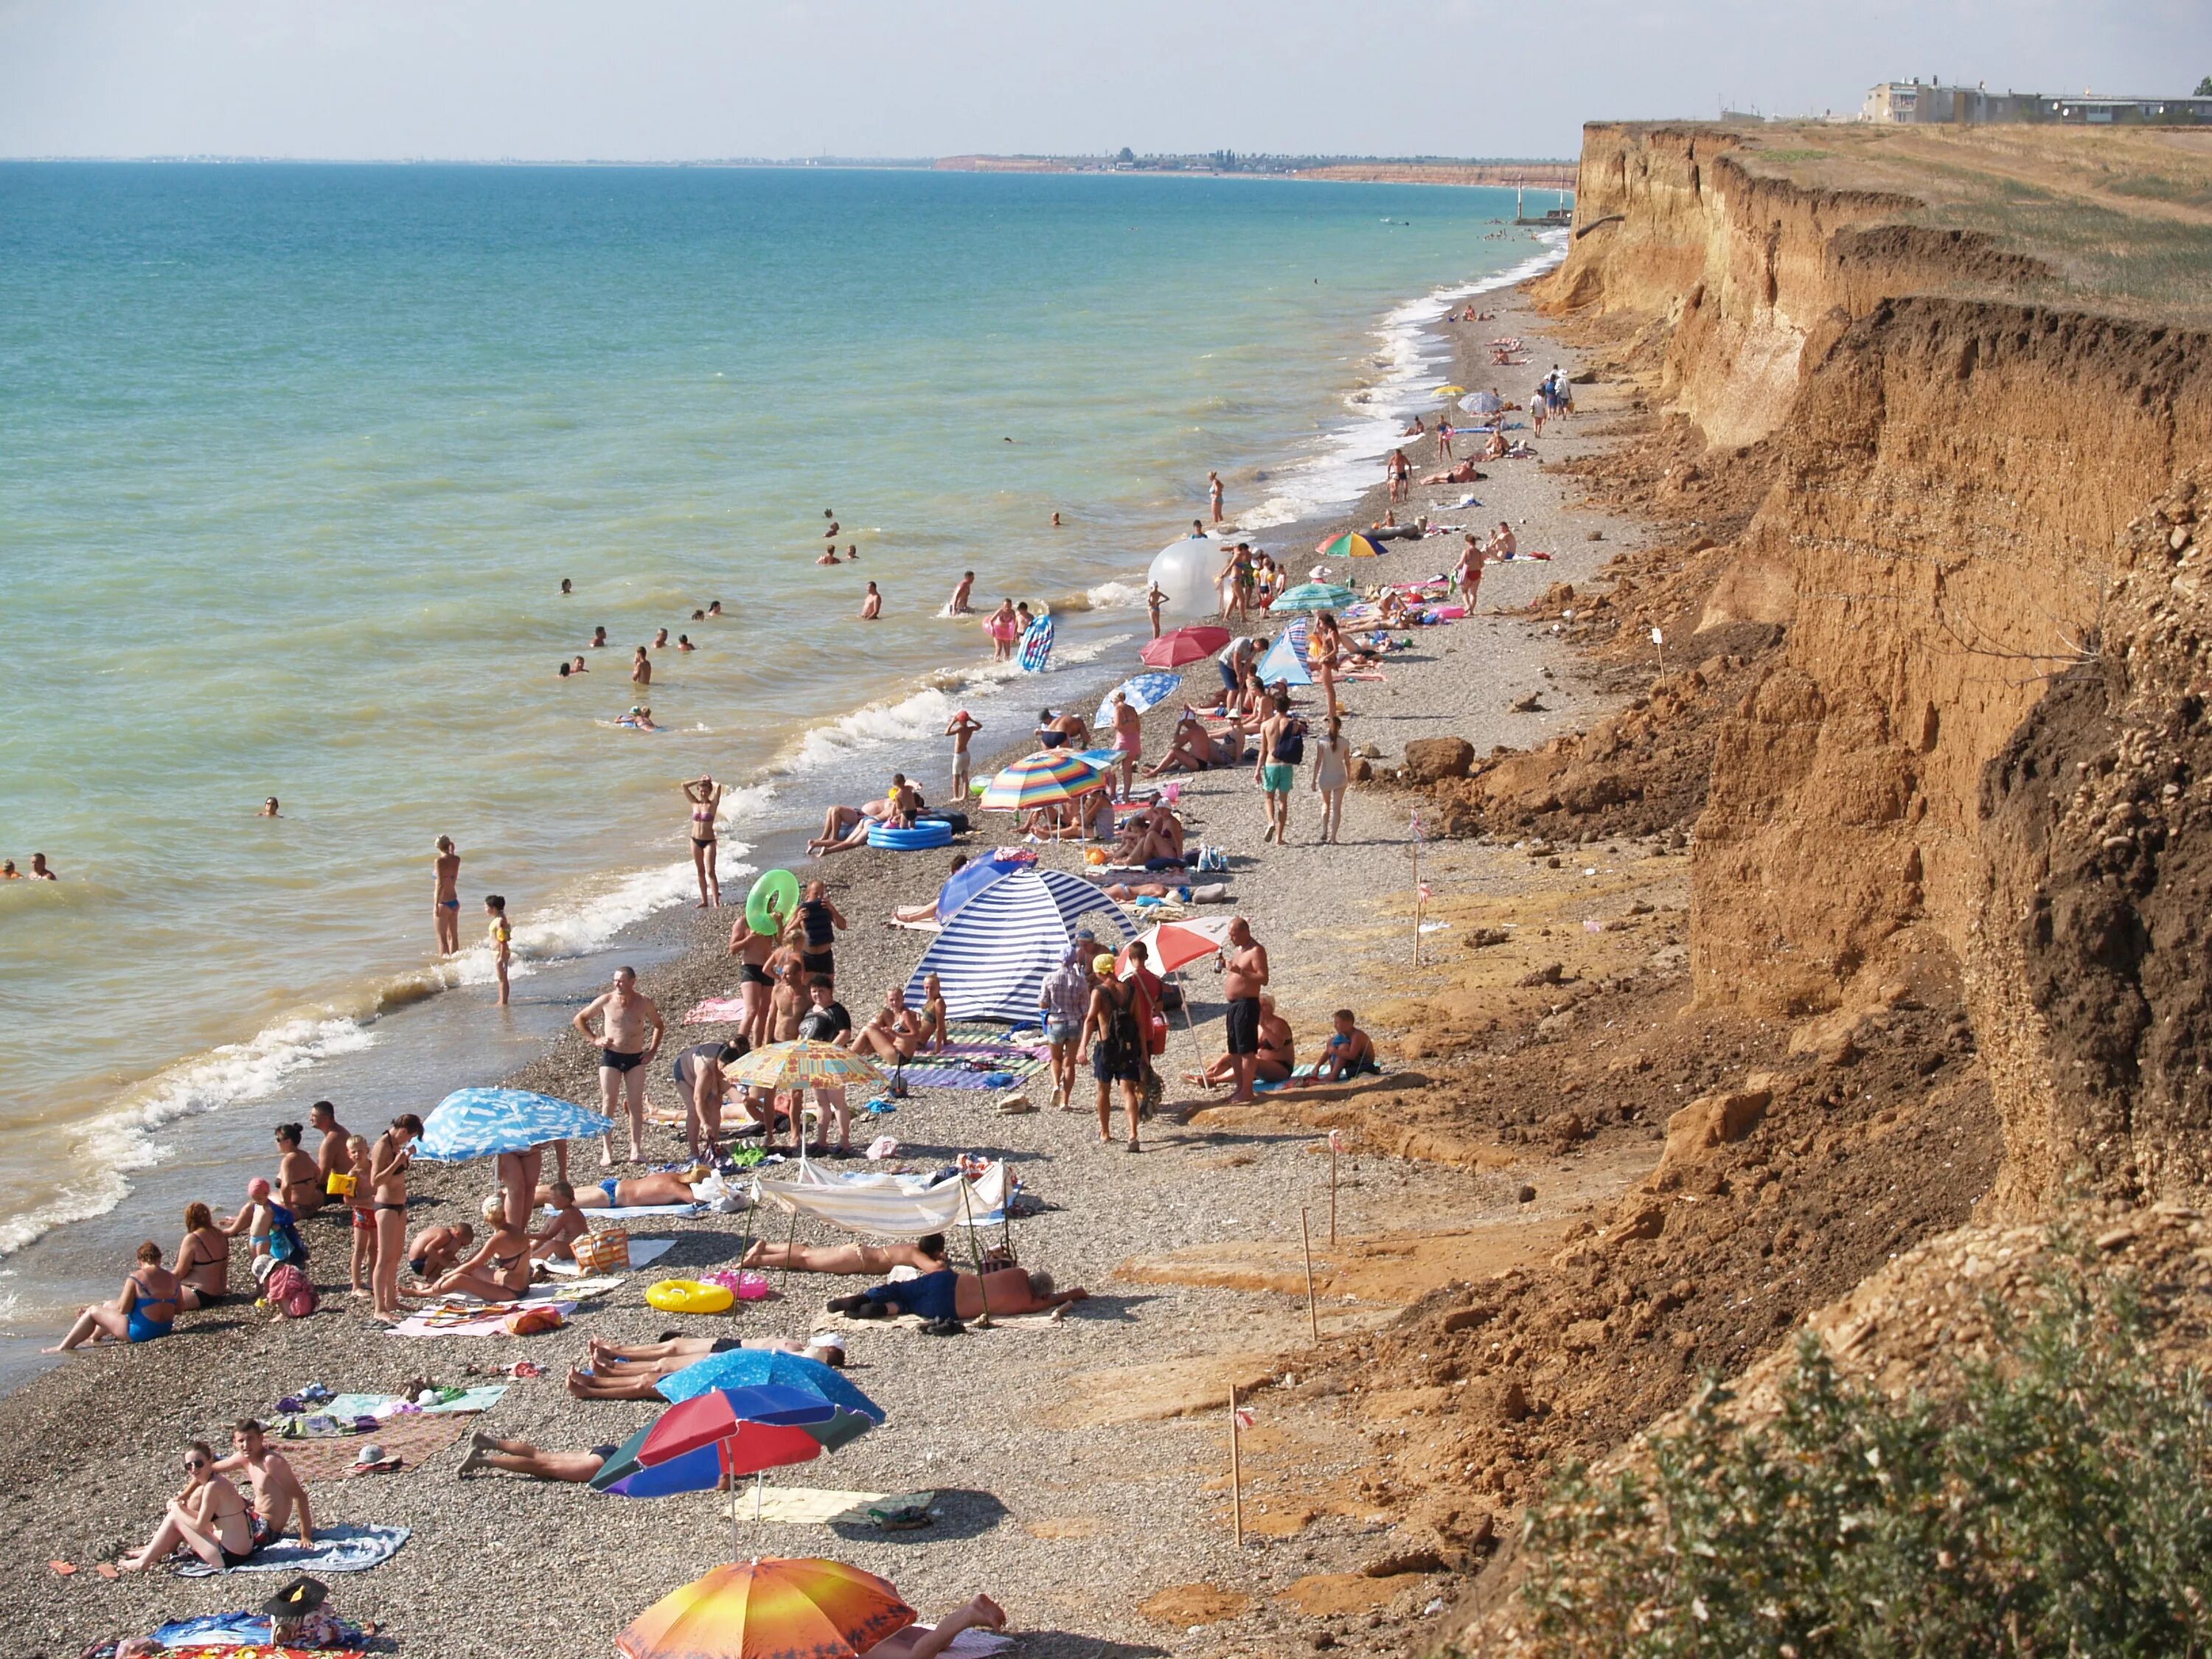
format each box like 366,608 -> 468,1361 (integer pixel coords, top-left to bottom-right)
1254,689 -> 1304,846
1222,918 -> 1269,1104
432,836 -> 461,955
572,967 -> 664,1166
945,709 -> 981,801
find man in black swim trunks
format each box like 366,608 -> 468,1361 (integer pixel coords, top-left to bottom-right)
572,967 -> 664,1166
796,880 -> 847,987
1222,917 -> 1269,1105
671,1037 -> 746,1161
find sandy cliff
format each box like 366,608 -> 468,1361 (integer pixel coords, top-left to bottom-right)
1536,123 -> 2212,1214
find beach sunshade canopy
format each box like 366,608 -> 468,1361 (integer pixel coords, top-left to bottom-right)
977,750 -> 1106,813
902,866 -> 1134,1021
615,1558 -> 916,1659
1464,389 -> 1503,414
755,1159 -> 1010,1240
1256,631 -> 1312,687
658,1349 -> 887,1423
1271,582 -> 1355,613
934,855 -> 1024,925
1122,916 -> 1237,976
1140,625 -> 1231,668
1315,532 -> 1383,560
723,1040 -> 886,1094
417,1088 -> 613,1161
1435,383 -> 1465,397
1094,671 -> 1181,728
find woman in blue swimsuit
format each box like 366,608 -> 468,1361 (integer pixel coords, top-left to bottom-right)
46,1240 -> 181,1352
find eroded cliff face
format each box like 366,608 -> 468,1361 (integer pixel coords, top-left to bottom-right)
1538,125 -> 2212,1213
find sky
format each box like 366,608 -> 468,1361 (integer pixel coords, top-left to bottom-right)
1,0 -> 2205,162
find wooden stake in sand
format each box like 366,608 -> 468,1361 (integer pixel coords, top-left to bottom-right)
1411,810 -> 1427,966
1328,1130 -> 1340,1246
1301,1207 -> 1319,1342
1228,1383 -> 1245,1548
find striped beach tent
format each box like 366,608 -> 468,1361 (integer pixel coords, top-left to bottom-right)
902,866 -> 1134,1021
1257,619 -> 1312,686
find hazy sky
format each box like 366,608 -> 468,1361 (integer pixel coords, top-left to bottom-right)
2,0 -> 2204,161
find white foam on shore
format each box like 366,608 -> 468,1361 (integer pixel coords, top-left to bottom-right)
1238,230 -> 1569,535
1077,580 -> 1150,611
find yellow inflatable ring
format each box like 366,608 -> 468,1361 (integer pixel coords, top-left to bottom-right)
644,1279 -> 734,1315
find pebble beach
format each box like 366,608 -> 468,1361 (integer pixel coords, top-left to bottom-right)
4,283 -> 1642,1659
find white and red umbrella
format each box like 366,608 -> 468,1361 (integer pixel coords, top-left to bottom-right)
1119,916 -> 1236,976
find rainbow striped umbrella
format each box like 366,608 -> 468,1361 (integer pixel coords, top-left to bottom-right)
1316,532 -> 1384,560
977,748 -> 1106,813
616,1558 -> 916,1659
723,1040 -> 886,1093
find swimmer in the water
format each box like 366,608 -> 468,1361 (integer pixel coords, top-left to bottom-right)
1,860 -> 18,879
560,579 -> 573,595
690,608 -> 705,620
860,582 -> 882,620
631,647 -> 651,689
846,543 -> 858,562
591,627 -> 608,649
569,655 -> 588,675
1051,511 -> 1062,527
706,601 -> 723,616
824,518 -> 840,540
260,798 -> 280,817
652,627 -> 669,649
816,546 -> 841,566
947,571 -> 975,615
559,661 -> 572,678
30,854 -> 56,880
676,634 -> 695,653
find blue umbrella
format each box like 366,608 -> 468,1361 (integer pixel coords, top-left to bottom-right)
656,1348 -> 887,1423
1094,671 -> 1181,728
417,1088 -> 613,1161
936,855 -> 1025,925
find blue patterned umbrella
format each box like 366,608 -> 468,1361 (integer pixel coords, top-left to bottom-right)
1094,672 -> 1181,728
656,1348 -> 887,1423
417,1088 -> 613,1161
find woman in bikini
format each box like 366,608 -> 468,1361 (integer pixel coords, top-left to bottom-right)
174,1203 -> 231,1312
119,1442 -> 258,1573
273,1121 -> 322,1217
1108,691 -> 1142,801
683,774 -> 724,909
368,1113 -> 423,1322
918,972 -> 950,1055
848,984 -> 926,1063
425,1195 -> 537,1303
984,599 -> 1020,661
46,1239 -> 181,1352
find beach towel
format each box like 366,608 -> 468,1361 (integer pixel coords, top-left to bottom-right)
683,995 -> 751,1025
546,1201 -> 703,1220
173,1523 -> 410,1577
895,1054 -> 1047,1091
387,1298 -> 577,1338
319,1383 -> 509,1422
274,1413 -> 470,1484
148,1610 -> 371,1650
753,1160 -> 1009,1239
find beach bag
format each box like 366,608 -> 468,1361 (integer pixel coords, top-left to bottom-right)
1194,844 -> 1228,874
1272,718 -> 1306,765
268,1203 -> 309,1267
573,1226 -> 630,1273
504,1304 -> 564,1336
265,1263 -> 318,1320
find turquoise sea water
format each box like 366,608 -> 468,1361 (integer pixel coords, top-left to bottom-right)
0,163 -> 1552,1291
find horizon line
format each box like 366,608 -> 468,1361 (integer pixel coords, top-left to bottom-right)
0,152 -> 1579,168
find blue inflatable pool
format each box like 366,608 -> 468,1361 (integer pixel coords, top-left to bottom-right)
868,821 -> 953,851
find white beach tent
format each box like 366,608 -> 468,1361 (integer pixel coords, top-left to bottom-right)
752,1158 -> 1011,1239
902,866 -> 1135,1021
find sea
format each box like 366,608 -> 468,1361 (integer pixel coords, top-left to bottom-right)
0,161 -> 1559,1368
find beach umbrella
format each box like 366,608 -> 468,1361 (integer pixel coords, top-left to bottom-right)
977,749 -> 1106,813
591,1384 -> 849,1496
1121,916 -> 1236,976
1463,389 -> 1503,414
594,1408 -> 877,1500
1315,532 -> 1383,560
723,1041 -> 886,1096
1141,625 -> 1230,668
934,854 -> 1023,924
1435,383 -> 1465,397
1271,582 -> 1355,614
1093,671 -> 1180,728
658,1349 -> 887,1422
616,1559 -> 916,1659
415,1088 -> 613,1161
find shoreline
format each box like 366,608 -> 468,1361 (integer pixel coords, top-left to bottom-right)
0,229 -> 1563,1363
0,274 -> 1636,1659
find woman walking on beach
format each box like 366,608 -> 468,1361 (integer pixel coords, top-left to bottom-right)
1312,714 -> 1352,845
684,774 -> 724,908
368,1114 -> 423,1323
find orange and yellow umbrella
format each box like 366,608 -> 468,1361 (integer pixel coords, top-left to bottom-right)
617,1557 -> 916,1659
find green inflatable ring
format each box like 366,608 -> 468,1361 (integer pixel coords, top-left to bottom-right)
745,868 -> 801,937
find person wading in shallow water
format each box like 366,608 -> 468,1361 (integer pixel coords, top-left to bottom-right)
432,836 -> 461,954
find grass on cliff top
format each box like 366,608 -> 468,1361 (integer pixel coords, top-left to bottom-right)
1512,1253 -> 2212,1657
1739,124 -> 2212,330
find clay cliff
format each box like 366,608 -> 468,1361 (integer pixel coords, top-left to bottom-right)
1535,123 -> 2212,1216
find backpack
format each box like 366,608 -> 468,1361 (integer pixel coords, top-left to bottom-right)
1272,718 -> 1306,766
265,1263 -> 318,1320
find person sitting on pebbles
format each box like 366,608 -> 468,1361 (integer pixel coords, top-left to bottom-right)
1188,994 -> 1295,1089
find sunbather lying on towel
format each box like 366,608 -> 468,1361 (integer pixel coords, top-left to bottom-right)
1420,459 -> 1487,485
586,1332 -> 847,1369
567,1333 -> 852,1399
826,1265 -> 1088,1325
741,1234 -> 949,1276
532,1168 -> 706,1210
459,1431 -> 611,1483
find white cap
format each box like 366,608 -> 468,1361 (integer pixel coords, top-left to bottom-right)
809,1332 -> 847,1352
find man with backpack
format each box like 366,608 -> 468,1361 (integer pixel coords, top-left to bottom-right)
1254,688 -> 1307,846
1079,952 -> 1147,1154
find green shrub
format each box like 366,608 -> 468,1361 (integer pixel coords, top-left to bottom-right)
1517,1261 -> 2212,1656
